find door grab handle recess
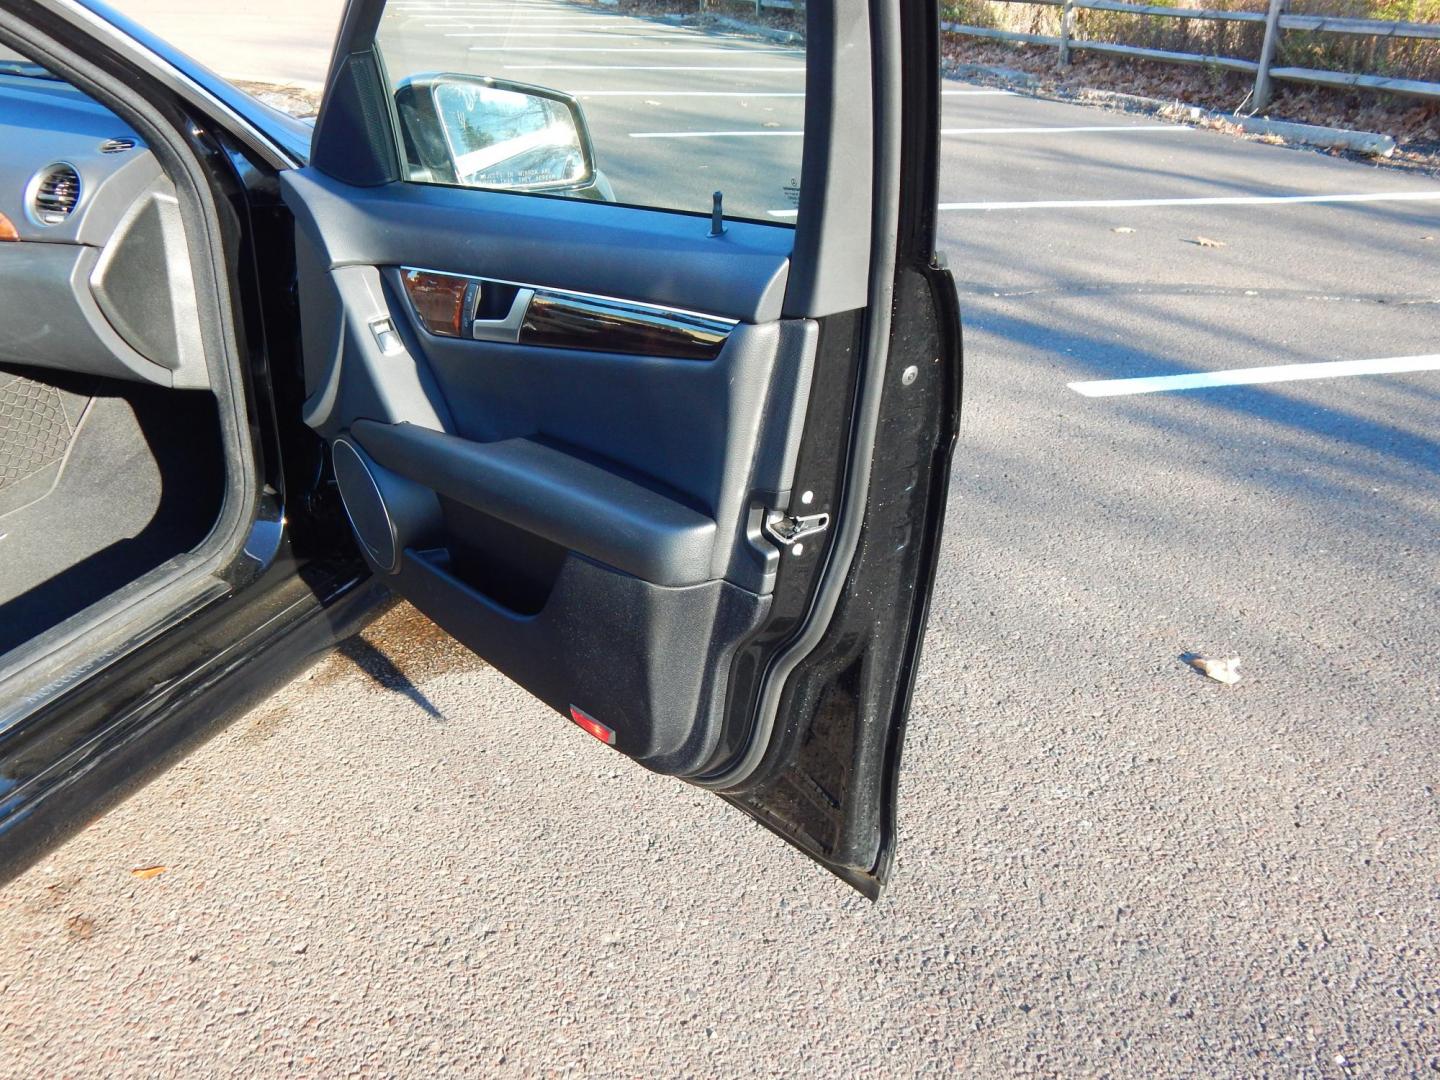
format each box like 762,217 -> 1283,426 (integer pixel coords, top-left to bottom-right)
471,288 -> 535,343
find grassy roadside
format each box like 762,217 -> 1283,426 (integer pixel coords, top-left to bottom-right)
941,39 -> 1440,166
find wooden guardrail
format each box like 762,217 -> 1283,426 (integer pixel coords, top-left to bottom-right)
941,0 -> 1440,108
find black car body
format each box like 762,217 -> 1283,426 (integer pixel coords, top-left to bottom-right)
0,0 -> 961,896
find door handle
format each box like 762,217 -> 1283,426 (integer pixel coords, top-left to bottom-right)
470,287 -> 535,344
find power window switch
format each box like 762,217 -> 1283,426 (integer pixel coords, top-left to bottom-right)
370,317 -> 404,356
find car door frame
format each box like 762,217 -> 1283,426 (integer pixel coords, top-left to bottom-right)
301,0 -> 962,893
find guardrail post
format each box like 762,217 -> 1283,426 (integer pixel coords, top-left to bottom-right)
1058,0 -> 1076,66
1253,0 -> 1287,111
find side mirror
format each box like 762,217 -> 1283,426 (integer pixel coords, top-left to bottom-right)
394,74 -> 599,194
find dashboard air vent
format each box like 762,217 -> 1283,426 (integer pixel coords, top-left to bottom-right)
30,164 -> 81,225
99,137 -> 136,154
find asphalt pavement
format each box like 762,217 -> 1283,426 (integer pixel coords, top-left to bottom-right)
3,1 -> 1438,1075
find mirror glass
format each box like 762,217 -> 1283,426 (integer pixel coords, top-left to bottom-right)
432,81 -> 589,190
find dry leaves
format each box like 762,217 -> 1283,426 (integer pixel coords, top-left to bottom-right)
66,914 -> 96,939
1191,236 -> 1227,248
940,37 -> 1440,158
1113,226 -> 1137,234
130,865 -> 167,879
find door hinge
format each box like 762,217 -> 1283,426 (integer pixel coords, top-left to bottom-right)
764,509 -> 830,548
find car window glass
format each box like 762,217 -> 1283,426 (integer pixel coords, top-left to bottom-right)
375,0 -> 805,224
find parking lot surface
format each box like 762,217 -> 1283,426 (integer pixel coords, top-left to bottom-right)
3,2 -> 1438,1075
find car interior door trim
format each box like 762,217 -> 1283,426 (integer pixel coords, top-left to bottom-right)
398,265 -> 736,359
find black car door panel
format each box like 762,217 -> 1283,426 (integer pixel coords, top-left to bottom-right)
350,421 -> 720,589
280,164 -> 823,777
279,0 -> 960,895
0,0 -> 957,897
282,169 -> 792,324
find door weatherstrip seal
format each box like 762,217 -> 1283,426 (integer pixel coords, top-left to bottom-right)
691,0 -> 904,790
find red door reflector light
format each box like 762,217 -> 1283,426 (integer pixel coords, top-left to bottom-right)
569,706 -> 616,746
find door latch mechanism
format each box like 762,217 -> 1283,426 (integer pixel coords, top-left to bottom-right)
764,509 -> 830,548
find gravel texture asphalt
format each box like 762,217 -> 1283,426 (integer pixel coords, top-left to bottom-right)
3,1 -> 1439,1075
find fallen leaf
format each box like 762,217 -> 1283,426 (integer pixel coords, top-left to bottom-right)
1113,226 -> 1136,234
130,865 -> 167,879
1422,235 -> 1434,242
1190,236 -> 1226,248
1187,655 -> 1241,685
66,914 -> 96,939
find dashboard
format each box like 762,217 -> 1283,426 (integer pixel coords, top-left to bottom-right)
0,70 -> 207,388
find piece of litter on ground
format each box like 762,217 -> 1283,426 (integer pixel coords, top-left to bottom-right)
130,865 -> 167,879
1113,226 -> 1136,234
1188,655 -> 1241,684
1191,236 -> 1226,248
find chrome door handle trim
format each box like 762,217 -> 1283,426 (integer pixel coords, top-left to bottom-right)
471,287 -> 535,343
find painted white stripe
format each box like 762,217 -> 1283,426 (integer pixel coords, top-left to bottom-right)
395,6 -> 583,11
631,124 -> 1164,140
397,6 -> 595,10
506,63 -> 804,71
630,129 -> 801,138
421,19 -> 684,26
461,44 -> 803,52
940,124 -> 1186,135
423,29 -> 682,35
576,90 -> 804,96
431,18 -> 675,24
429,32 -> 674,39
1068,354 -> 1440,397
561,88 -> 1002,98
937,190 -> 1440,211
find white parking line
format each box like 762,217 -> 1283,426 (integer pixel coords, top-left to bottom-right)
431,32 -> 678,38
431,18 -> 678,25
576,90 -> 804,97
506,64 -> 805,71
423,27 -> 682,33
1068,354 -> 1440,397
633,124 -> 1175,139
935,191 -> 1440,211
461,45 -> 804,53
393,5 -> 580,9
407,9 -> 640,13
940,125 -> 1188,135
393,4 -> 610,9
630,129 -> 802,138
421,18 -> 685,25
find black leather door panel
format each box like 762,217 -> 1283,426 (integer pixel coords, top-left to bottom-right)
353,420 -> 718,588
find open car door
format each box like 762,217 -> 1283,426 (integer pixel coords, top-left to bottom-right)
284,0 -> 961,896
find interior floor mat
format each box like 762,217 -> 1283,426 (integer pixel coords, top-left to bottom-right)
0,367 -> 93,518
0,370 -> 223,655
